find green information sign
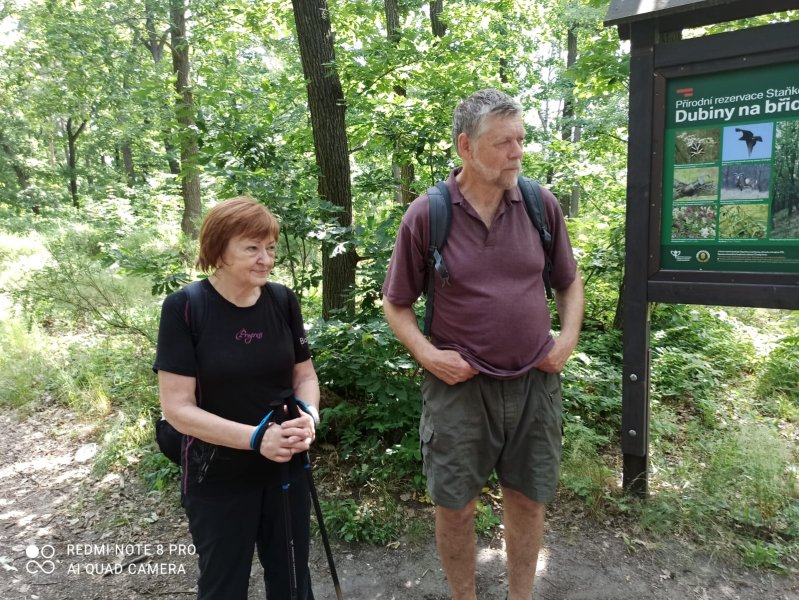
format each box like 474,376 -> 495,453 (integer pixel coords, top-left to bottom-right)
661,61 -> 799,273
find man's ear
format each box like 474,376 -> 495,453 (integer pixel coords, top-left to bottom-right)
457,132 -> 472,159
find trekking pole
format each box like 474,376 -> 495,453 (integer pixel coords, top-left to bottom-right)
282,463 -> 297,600
281,460 -> 299,600
287,395 -> 345,600
268,398 -> 298,600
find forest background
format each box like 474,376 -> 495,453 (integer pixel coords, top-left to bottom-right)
0,0 -> 797,577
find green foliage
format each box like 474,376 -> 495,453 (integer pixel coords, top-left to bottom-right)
643,424 -> 799,571
319,496 -> 407,545
560,421 -> 619,516
0,319 -> 59,409
56,337 -> 157,414
11,228 -> 159,343
701,427 -> 794,524
140,449 -> 181,492
352,203 -> 406,317
742,540 -> 792,572
101,233 -> 195,297
755,324 -> 799,416
474,500 -> 502,534
650,305 -> 756,422
310,314 -> 424,489
561,329 -> 622,442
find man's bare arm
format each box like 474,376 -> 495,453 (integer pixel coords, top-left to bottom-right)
382,299 -> 478,385
536,270 -> 584,373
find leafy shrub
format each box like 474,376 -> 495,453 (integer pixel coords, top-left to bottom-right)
101,236 -> 194,297
570,206 -> 625,327
474,500 -> 502,534
11,233 -> 158,343
561,329 -> 622,442
650,305 -> 755,420
755,329 -> 799,413
560,421 -> 619,516
310,314 -> 423,489
0,319 -> 59,409
140,448 -> 181,492
319,496 -> 407,544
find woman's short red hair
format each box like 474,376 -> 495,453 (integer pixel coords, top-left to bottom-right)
197,196 -> 280,272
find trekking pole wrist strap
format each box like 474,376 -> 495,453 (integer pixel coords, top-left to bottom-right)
296,398 -> 320,425
250,410 -> 275,451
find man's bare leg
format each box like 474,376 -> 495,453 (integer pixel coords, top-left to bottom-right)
503,487 -> 545,600
435,499 -> 478,600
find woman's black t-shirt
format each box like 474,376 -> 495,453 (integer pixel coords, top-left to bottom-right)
153,279 -> 311,493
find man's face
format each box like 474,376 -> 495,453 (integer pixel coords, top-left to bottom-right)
461,113 -> 525,190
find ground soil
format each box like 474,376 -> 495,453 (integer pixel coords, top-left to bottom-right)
1,407 -> 797,600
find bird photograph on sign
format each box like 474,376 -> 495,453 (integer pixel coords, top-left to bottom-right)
721,122 -> 774,161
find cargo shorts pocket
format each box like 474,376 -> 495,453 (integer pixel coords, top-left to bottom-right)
419,420 -> 434,460
542,372 -> 563,424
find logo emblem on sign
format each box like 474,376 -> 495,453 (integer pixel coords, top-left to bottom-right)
696,250 -> 711,263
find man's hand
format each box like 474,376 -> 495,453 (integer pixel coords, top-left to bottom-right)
538,273 -> 584,373
536,333 -> 578,373
424,348 -> 479,385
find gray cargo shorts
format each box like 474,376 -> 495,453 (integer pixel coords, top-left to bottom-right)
419,368 -> 563,509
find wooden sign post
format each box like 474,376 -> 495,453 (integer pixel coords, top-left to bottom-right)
604,0 -> 799,495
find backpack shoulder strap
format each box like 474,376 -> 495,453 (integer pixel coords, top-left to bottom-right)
265,281 -> 291,324
518,176 -> 554,299
183,280 -> 207,345
424,181 -> 452,337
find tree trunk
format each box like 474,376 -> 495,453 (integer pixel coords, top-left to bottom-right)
430,1 -> 445,37
393,158 -> 415,204
291,0 -> 356,319
66,117 -> 87,208
560,26 -> 580,218
0,131 -> 30,190
121,142 -> 135,185
163,135 -> 182,175
385,0 -> 415,204
144,0 -> 167,63
119,67 -> 136,186
385,0 -> 400,44
142,0 -> 180,177
169,0 -> 201,238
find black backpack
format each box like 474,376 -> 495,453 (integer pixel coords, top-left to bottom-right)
154,280 -> 291,465
423,176 -> 553,336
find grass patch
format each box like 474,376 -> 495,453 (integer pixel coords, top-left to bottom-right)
0,319 -> 60,409
645,422 -> 798,572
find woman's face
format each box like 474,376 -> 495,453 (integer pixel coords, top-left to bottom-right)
216,234 -> 276,289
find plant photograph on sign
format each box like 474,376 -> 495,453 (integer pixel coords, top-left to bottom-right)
673,166 -> 718,201
771,120 -> 799,239
719,162 -> 771,201
672,204 -> 717,240
718,204 -> 769,239
721,122 -> 774,162
675,128 -> 721,164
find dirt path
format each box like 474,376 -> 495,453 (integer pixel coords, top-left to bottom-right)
1,407 -> 797,600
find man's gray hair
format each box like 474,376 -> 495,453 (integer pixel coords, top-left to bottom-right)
452,89 -> 522,151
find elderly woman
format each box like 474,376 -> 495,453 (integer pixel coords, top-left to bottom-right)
154,196 -> 320,600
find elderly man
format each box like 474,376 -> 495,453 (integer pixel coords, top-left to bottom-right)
382,89 -> 584,599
